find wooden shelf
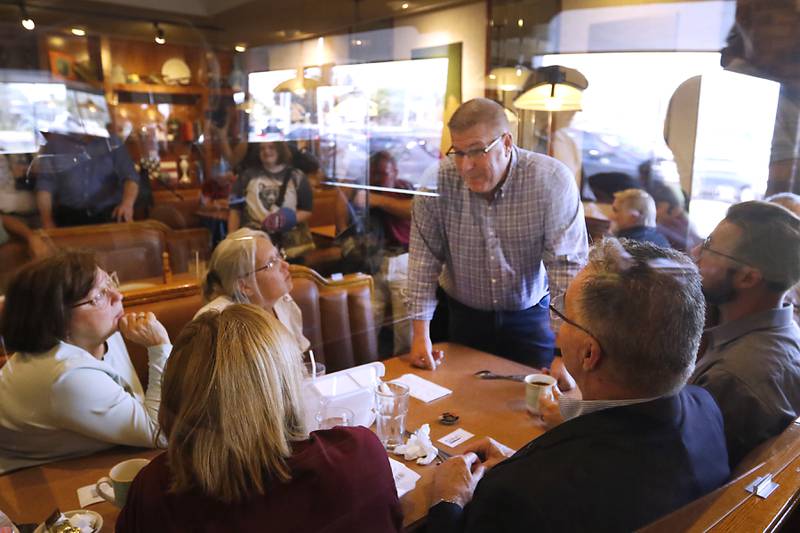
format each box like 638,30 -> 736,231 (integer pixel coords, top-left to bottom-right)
111,83 -> 206,95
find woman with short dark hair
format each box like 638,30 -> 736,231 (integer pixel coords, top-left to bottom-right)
0,250 -> 171,473
117,304 -> 402,532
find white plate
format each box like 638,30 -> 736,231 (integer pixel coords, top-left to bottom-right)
34,510 -> 103,533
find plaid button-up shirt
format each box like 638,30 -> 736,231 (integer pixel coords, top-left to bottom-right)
408,147 -> 588,322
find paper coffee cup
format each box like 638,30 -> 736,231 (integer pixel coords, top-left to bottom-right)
96,458 -> 150,507
524,374 -> 556,415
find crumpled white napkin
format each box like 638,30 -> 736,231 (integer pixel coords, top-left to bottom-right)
393,424 -> 439,465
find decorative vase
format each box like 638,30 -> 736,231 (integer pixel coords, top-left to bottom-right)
179,155 -> 191,184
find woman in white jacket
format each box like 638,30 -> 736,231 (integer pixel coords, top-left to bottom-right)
197,228 -> 310,353
0,250 -> 171,473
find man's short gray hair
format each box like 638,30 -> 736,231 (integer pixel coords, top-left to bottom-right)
725,200 -> 800,292
578,238 -> 705,396
203,228 -> 270,303
448,98 -> 509,135
614,188 -> 657,227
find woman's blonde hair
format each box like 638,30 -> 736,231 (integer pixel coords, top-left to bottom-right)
159,304 -> 307,502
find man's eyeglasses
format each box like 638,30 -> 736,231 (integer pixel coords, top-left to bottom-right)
250,249 -> 287,275
698,236 -> 749,266
72,272 -> 119,308
446,133 -> 505,161
549,292 -> 605,352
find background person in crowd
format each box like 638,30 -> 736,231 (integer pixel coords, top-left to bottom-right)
586,171 -> 641,204
648,181 -> 702,252
689,200 -> 800,467
427,239 -> 729,532
335,150 -> 413,356
0,251 -> 172,473
197,228 -> 310,353
408,97 -> 588,371
0,214 -> 50,258
609,188 -> 671,247
228,141 -> 313,247
34,132 -> 140,228
767,192 -> 800,325
116,304 -> 403,532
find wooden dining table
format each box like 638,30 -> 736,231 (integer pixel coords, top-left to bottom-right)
0,342 -> 548,531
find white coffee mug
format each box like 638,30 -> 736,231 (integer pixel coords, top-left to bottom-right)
96,458 -> 150,507
524,373 -> 556,415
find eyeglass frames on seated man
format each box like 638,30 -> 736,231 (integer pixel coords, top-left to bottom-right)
697,236 -> 751,266
72,272 -> 120,308
549,292 -> 606,354
446,133 -> 507,160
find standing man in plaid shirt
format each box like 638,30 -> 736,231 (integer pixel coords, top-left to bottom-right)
407,98 -> 588,371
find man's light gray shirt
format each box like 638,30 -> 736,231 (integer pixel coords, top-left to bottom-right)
690,304 -> 800,465
408,147 -> 588,321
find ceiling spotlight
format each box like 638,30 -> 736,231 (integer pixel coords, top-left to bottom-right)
517,18 -> 524,28
234,44 -> 247,53
20,3 -> 35,31
401,2 -> 409,9
71,27 -> 86,37
153,22 -> 166,45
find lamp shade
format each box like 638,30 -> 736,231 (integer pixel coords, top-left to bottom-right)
274,76 -> 320,96
513,83 -> 583,111
487,66 -> 531,92
513,65 -> 587,111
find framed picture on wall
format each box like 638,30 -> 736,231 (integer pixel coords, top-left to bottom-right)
48,51 -> 77,81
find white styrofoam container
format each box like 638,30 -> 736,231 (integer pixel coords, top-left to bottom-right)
302,361 -> 386,430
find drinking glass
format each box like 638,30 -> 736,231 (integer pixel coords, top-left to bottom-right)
374,381 -> 410,450
316,404 -> 354,430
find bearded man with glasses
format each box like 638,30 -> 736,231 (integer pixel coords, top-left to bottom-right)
689,200 -> 800,467
407,98 -> 588,375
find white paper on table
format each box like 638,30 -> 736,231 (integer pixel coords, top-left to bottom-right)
395,374 -> 452,403
388,457 -> 421,498
77,483 -> 105,507
438,428 -> 475,448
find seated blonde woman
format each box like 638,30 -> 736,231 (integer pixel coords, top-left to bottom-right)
197,227 -> 310,352
117,304 -> 402,532
0,251 -> 171,473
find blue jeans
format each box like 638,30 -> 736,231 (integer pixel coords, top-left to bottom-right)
447,294 -> 555,369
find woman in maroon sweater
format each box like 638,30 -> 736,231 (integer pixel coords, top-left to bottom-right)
117,304 -> 402,532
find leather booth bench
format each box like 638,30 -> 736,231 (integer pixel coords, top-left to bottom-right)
0,220 -> 211,292
641,417 -> 800,532
122,264 -> 377,385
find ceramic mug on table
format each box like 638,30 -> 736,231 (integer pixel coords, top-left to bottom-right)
96,458 -> 150,507
524,373 -> 556,415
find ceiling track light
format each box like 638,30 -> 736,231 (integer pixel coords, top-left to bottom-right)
19,2 -> 35,31
153,22 -> 166,45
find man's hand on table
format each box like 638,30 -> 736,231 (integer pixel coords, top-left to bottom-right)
465,437 -> 515,469
113,201 -> 134,223
405,332 -> 444,370
431,452 -> 485,509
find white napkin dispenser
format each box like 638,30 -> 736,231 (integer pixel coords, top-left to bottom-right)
302,361 -> 385,430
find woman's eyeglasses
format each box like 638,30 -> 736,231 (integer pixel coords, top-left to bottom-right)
72,272 -> 119,308
251,249 -> 288,275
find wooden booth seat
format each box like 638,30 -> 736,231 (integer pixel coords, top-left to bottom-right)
0,220 -> 211,292
123,265 -> 376,386
641,417 -> 800,532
